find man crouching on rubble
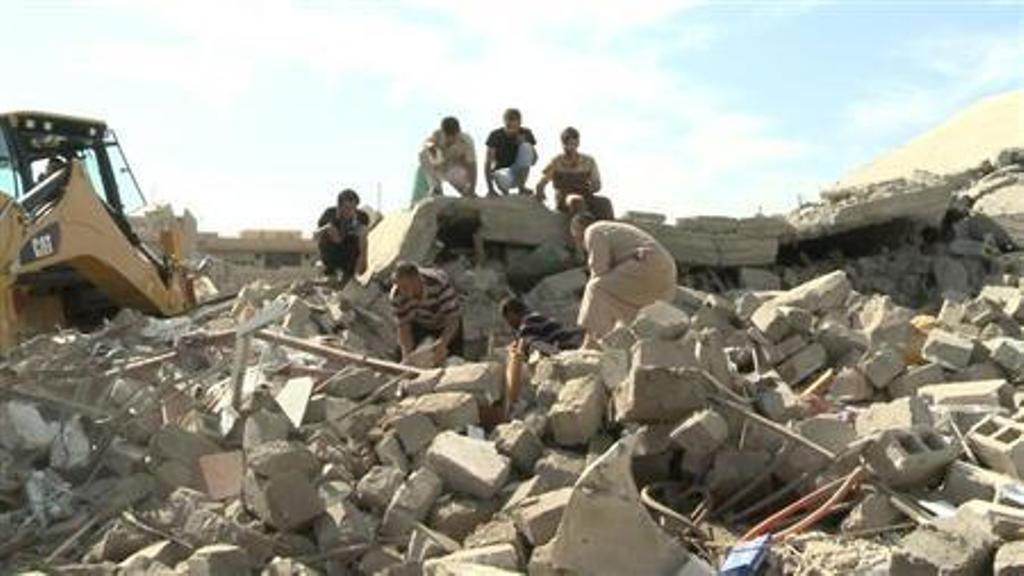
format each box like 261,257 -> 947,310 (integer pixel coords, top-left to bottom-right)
500,296 -> 582,417
572,211 -> 677,349
315,188 -> 369,287
391,262 -> 465,366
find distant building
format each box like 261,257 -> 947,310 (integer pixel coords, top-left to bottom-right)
197,229 -> 318,270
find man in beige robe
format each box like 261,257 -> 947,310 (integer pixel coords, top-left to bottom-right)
572,213 -> 677,346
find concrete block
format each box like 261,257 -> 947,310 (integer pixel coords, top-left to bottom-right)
863,428 -> 959,488
956,500 -> 1024,541
631,338 -> 693,369
756,380 -> 801,423
436,363 -> 504,404
426,432 -> 511,499
392,412 -> 438,455
669,409 -> 729,456
918,379 -> 1013,408
533,450 -> 585,491
326,366 -> 388,399
400,393 -> 479,431
859,347 -> 906,389
428,495 -> 499,542
987,337 -> 1024,374
422,543 -> 520,575
614,366 -> 709,424
246,440 -> 319,479
841,493 -> 905,533
942,460 -> 1020,506
891,525 -> 992,575
356,465 -> 406,513
707,449 -> 772,496
315,499 -> 378,550
382,468 -> 443,537
762,334 -> 808,366
855,396 -> 934,437
777,343 -> 828,385
777,415 -> 857,482
242,411 -> 289,452
493,421 -> 544,473
631,301 -> 690,340
197,451 -> 243,500
243,469 -> 324,531
511,488 -> 573,547
750,305 -> 791,342
401,369 -> 442,396
890,362 -> 945,398
186,543 -> 251,576
549,377 -> 606,447
922,329 -> 976,370
995,540 -> 1024,575
406,524 -> 461,563
828,367 -> 874,403
376,433 -> 410,474
969,415 -> 1024,479
771,270 -> 852,312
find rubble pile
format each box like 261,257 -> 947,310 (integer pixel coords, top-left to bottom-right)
1,152 -> 1024,575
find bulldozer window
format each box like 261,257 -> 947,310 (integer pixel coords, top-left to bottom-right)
0,132 -> 21,198
104,139 -> 145,214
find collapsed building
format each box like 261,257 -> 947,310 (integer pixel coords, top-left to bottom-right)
1,92 -> 1024,575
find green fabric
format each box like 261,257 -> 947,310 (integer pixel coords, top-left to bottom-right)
410,165 -> 430,207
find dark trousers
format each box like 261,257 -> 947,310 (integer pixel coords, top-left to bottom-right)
318,239 -> 360,279
555,190 -> 615,221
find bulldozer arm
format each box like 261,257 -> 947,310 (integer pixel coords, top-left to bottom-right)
1,162 -> 195,350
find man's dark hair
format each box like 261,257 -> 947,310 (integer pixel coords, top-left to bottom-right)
392,261 -> 421,281
503,108 -> 522,122
499,296 -> 530,319
561,127 -> 580,142
337,188 -> 360,205
441,116 -> 461,136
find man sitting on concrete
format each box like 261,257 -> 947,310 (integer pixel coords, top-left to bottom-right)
390,262 -> 464,365
500,296 -> 582,417
420,116 -> 477,198
535,126 -> 614,220
486,108 -> 537,196
315,189 -> 370,286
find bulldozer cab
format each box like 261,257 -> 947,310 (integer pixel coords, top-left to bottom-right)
0,112 -> 196,351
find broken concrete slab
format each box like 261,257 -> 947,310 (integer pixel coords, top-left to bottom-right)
435,362 -> 504,405
548,376 -> 606,447
425,432 -> 511,500
391,411 -> 439,456
197,451 -> 243,500
243,469 -> 324,532
631,301 -> 690,340
274,376 -> 313,429
777,342 -> 828,385
382,467 -> 443,537
421,543 -> 520,575
669,409 -> 729,456
859,346 -> 906,389
356,465 -> 406,513
492,421 -> 544,473
614,366 -> 709,424
890,362 -> 945,398
186,543 -> 252,576
918,379 -> 1013,409
511,487 -> 573,547
246,440 -> 319,479
399,393 -> 480,431
922,329 -> 977,370
855,396 -> 934,437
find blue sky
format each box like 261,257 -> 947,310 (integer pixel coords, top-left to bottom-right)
1,1 -> 1021,234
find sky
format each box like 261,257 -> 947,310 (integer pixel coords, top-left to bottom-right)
1,0 -> 1022,234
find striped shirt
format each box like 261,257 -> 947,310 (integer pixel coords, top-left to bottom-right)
518,312 -> 583,354
390,268 -> 462,331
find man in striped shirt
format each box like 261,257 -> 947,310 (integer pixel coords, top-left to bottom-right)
500,297 -> 582,418
390,262 -> 464,364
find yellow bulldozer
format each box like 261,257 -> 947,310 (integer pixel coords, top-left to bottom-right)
0,111 -> 198,352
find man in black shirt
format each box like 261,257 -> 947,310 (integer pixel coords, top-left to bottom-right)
485,108 -> 537,196
315,189 -> 370,286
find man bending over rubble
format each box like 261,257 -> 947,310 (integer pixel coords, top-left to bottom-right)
535,126 -> 614,220
419,116 -> 477,198
315,188 -> 369,286
500,296 -> 582,416
390,262 -> 465,365
485,108 -> 537,196
572,212 -> 677,348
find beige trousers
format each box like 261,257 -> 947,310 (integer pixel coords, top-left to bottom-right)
578,253 -> 676,339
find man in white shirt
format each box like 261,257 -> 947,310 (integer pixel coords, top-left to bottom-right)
420,116 -> 477,198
